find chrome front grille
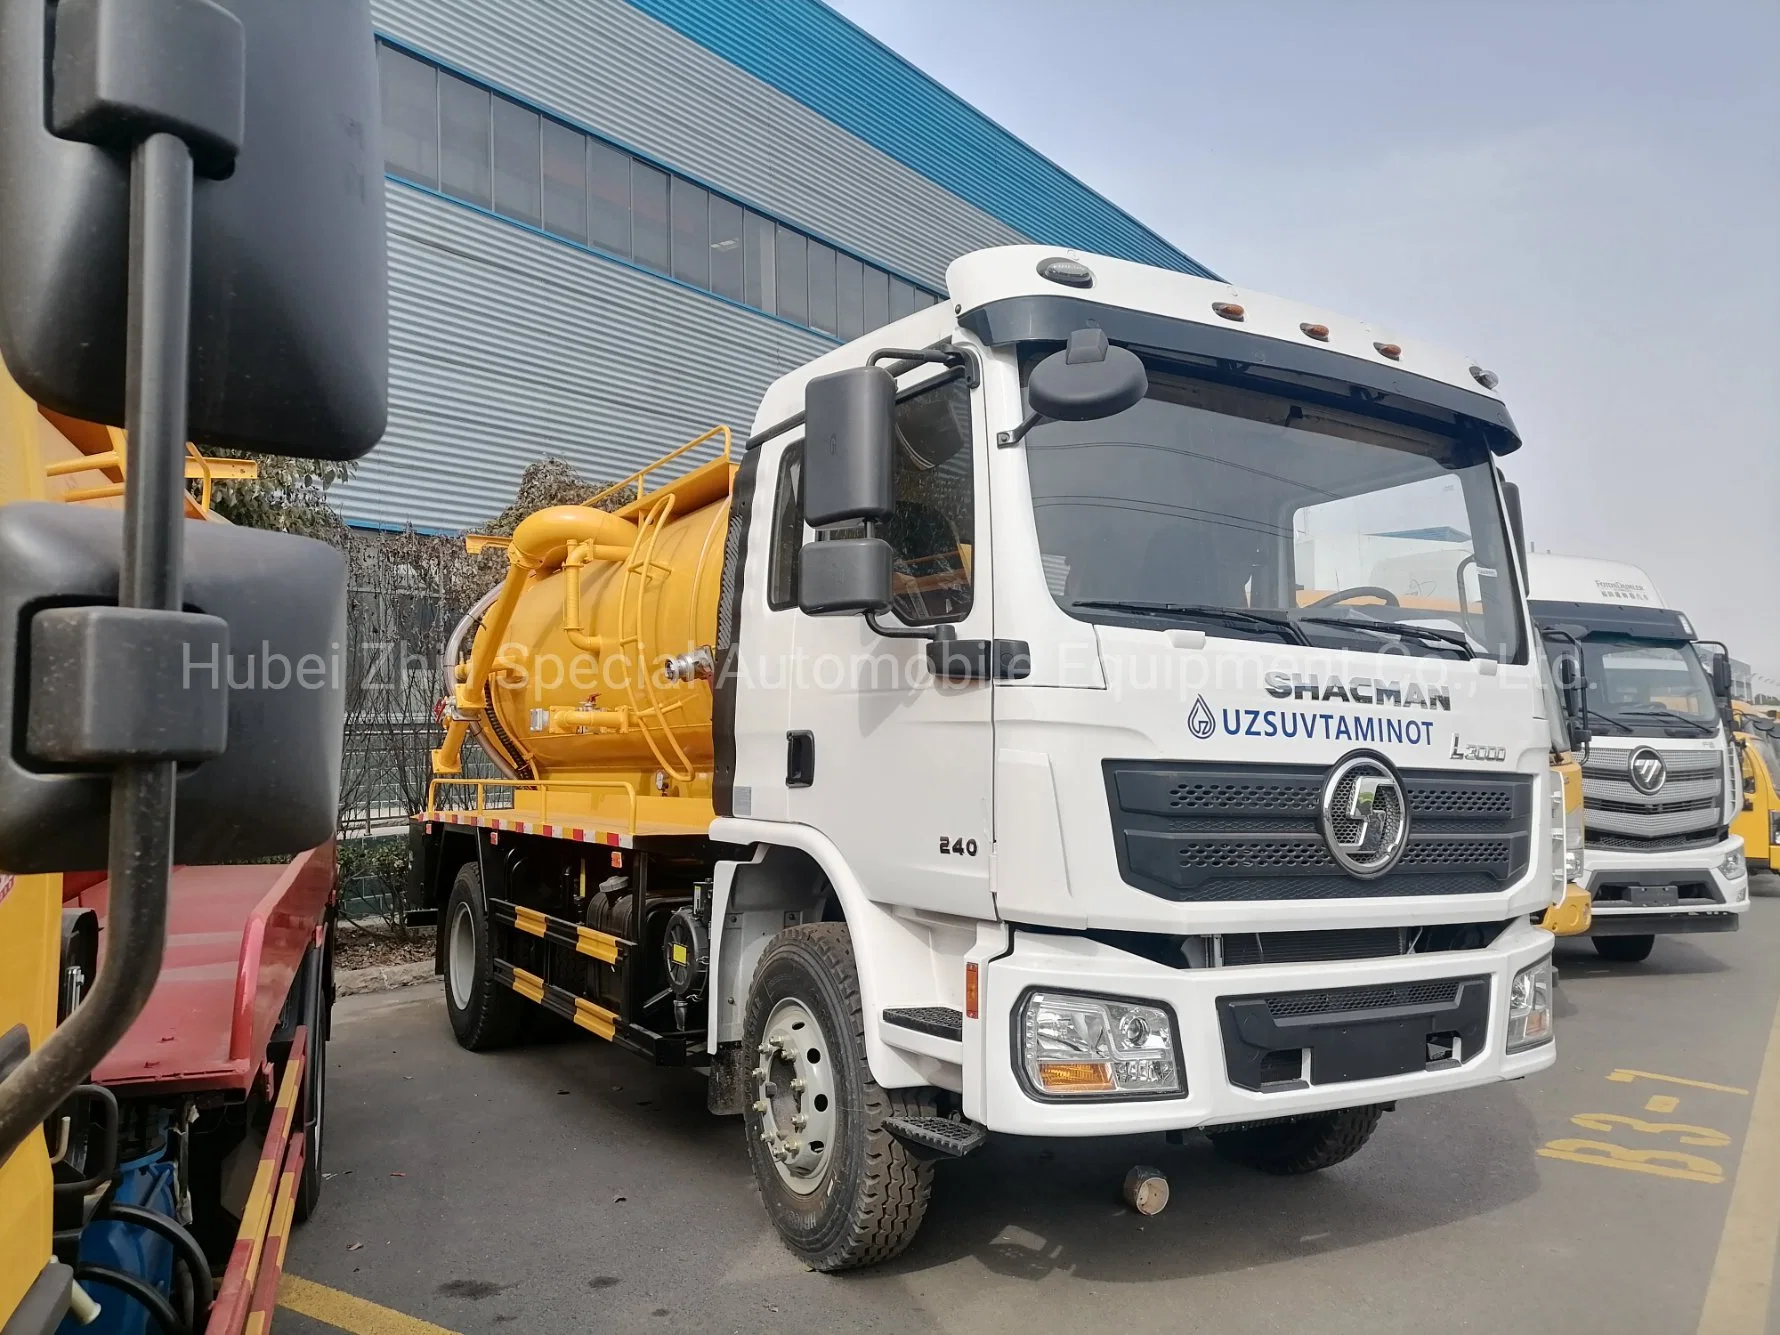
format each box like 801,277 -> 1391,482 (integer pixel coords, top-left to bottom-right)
1582,746 -> 1723,848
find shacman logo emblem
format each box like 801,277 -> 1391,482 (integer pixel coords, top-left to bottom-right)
1319,754 -> 1410,878
1628,746 -> 1667,795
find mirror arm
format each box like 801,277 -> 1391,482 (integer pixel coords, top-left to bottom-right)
865,609 -> 938,641
868,345 -> 978,388
996,412 -> 1044,448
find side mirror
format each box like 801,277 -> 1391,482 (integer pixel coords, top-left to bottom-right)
1501,480 -> 1528,557
803,366 -> 894,527
1709,646 -> 1734,703
1542,626 -> 1590,752
1026,328 -> 1147,422
798,537 -> 892,616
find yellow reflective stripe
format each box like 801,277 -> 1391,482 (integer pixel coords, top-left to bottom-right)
573,997 -> 618,1040
512,906 -> 548,938
507,967 -> 546,1004
576,925 -> 620,964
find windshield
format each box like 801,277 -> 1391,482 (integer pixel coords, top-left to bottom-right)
1022,357 -> 1525,661
1544,637 -> 1718,735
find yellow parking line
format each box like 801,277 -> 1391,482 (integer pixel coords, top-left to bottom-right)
278,1275 -> 461,1335
1696,994 -> 1780,1334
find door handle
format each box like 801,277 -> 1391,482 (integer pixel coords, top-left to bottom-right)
786,731 -> 815,788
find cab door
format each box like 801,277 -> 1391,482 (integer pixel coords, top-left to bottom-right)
781,367 -> 995,917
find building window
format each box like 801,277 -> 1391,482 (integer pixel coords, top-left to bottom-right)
670,177 -> 709,290
541,120 -> 587,242
807,241 -> 838,336
438,72 -> 491,208
775,228 -> 808,326
835,253 -> 864,341
379,46 -> 437,186
631,161 -> 670,273
709,196 -> 744,302
587,139 -> 631,258
744,210 -> 776,312
492,97 -> 541,227
374,40 -> 943,339
768,443 -> 804,610
863,266 -> 889,332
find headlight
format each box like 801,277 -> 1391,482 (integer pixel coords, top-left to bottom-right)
1019,991 -> 1183,1098
1507,959 -> 1554,1053
1719,846 -> 1747,879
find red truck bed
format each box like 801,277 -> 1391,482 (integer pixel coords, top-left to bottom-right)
70,844 -> 334,1097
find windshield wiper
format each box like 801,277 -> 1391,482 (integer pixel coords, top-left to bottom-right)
1619,705 -> 1717,736
1293,614 -> 1475,659
1584,707 -> 1632,735
1069,600 -> 1310,645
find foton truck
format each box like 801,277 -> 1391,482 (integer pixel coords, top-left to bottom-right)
1528,555 -> 1748,961
410,246 -> 1574,1270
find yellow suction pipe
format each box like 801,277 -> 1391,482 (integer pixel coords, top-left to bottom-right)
431,505 -> 637,775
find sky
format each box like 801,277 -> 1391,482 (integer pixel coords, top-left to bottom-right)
828,0 -> 1780,689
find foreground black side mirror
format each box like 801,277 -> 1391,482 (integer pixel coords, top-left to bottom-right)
802,366 -> 895,527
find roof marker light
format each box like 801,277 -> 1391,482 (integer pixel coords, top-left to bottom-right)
1374,341 -> 1402,361
1037,256 -> 1094,288
1212,302 -> 1244,322
1470,365 -> 1500,389
1300,322 -> 1330,342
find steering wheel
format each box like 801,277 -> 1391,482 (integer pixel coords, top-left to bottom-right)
1306,585 -> 1400,609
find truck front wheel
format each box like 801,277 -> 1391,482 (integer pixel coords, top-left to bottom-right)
1207,1105 -> 1386,1175
443,864 -> 525,1051
742,923 -> 936,1272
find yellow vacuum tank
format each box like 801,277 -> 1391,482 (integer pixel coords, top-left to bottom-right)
437,435 -> 736,800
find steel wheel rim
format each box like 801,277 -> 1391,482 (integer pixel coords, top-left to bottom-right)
448,899 -> 476,1010
754,997 -> 839,1196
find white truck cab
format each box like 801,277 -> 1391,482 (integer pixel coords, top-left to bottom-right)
717,247 -> 1562,1174
1527,555 -> 1748,960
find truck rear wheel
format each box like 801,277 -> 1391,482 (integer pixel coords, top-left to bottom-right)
1207,1105 -> 1385,1175
742,923 -> 935,1272
294,932 -> 331,1223
444,864 -> 525,1051
1592,934 -> 1656,963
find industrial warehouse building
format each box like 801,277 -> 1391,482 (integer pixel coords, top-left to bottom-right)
339,0 -> 1213,531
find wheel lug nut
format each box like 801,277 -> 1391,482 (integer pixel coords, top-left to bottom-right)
751,1066 -> 767,1080
791,1114 -> 807,1130
752,1099 -> 767,1113
788,1078 -> 806,1093
784,1139 -> 802,1154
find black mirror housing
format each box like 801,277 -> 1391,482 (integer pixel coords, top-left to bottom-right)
803,366 -> 895,527
798,537 -> 892,616
1026,328 -> 1147,422
0,504 -> 346,872
0,0 -> 387,461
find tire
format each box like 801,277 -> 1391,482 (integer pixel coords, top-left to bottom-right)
1207,1105 -> 1386,1175
1593,934 -> 1656,963
294,935 -> 329,1223
443,864 -> 526,1051
742,923 -> 935,1272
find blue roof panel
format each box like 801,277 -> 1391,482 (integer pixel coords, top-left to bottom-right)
623,0 -> 1219,279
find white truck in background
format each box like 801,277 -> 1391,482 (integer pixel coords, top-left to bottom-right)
1528,555 -> 1747,960
414,246 -> 1578,1269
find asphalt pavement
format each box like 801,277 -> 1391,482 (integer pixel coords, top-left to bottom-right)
281,875 -> 1780,1335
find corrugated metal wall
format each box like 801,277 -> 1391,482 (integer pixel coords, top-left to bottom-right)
367,0 -> 1028,292
341,0 -> 1053,530
336,186 -> 830,530
627,0 -> 1217,278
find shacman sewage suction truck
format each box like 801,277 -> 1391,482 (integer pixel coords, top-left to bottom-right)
410,245 -> 1581,1270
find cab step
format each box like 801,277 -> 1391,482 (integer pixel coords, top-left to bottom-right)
882,1006 -> 962,1042
885,1114 -> 987,1158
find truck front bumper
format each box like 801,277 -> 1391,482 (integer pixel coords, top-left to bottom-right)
968,917 -> 1555,1137
1581,837 -> 1749,936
